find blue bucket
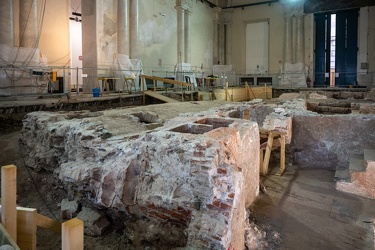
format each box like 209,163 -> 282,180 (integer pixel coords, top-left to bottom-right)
92,88 -> 100,97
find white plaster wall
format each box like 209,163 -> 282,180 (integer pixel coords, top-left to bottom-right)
190,3 -> 214,75
38,0 -> 70,67
230,2 -> 284,77
137,0 -> 213,76
138,0 -> 177,75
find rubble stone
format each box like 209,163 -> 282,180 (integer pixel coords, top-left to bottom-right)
61,199 -> 79,219
76,207 -> 110,236
19,101 -> 294,248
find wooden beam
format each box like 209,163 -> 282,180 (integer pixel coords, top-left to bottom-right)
276,134 -> 286,176
62,218 -> 84,250
17,207 -> 37,250
262,132 -> 274,176
1,164 -> 17,242
140,75 -> 192,88
259,148 -> 264,174
225,82 -> 229,101
142,77 -> 145,105
36,213 -> 62,234
245,82 -> 249,101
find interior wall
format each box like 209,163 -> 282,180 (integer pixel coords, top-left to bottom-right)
245,21 -> 269,75
291,114 -> 375,169
138,0 -> 214,76
230,2 -> 284,77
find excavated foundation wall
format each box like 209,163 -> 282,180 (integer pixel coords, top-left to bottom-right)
20,102 -> 267,249
291,113 -> 375,169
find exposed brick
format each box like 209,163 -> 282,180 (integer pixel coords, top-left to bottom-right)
217,168 -> 227,174
211,235 -> 221,241
149,210 -> 170,220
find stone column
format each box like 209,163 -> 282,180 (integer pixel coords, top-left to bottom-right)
175,4 -> 184,64
281,0 -> 305,64
20,0 -> 38,48
129,0 -> 139,59
0,0 -> 14,46
295,15 -> 304,63
82,0 -> 97,92
223,9 -> 233,65
184,9 -> 190,64
218,12 -> 225,64
213,7 -> 221,65
117,0 -> 129,55
284,16 -> 293,64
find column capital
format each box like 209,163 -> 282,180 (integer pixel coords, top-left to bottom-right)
222,8 -> 234,25
280,0 -> 305,17
213,7 -> 222,24
175,0 -> 191,12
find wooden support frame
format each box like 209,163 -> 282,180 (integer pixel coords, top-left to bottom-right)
0,165 -> 84,250
259,130 -> 287,176
262,131 -> 274,176
141,75 -> 193,103
62,218 -> 84,250
17,208 -> 37,250
1,164 -> 17,242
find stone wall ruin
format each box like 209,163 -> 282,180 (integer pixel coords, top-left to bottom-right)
20,102 -> 271,249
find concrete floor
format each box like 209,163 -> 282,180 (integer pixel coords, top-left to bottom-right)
253,164 -> 375,249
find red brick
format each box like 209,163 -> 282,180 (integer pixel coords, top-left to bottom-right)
211,235 -> 221,241
228,193 -> 235,199
149,210 -> 169,220
217,168 -> 227,174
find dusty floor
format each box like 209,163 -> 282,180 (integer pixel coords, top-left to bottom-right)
253,164 -> 375,250
1,130 -> 374,249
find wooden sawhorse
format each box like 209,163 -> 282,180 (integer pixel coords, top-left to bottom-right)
124,77 -> 136,94
259,129 -> 286,176
97,77 -> 120,95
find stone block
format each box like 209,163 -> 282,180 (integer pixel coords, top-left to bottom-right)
76,207 -> 110,236
61,199 -> 79,219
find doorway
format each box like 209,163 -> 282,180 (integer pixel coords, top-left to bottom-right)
314,9 -> 358,87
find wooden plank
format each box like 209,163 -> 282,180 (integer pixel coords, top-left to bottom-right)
262,132 -> 274,176
144,90 -> 179,103
259,148 -> 264,174
276,134 -> 286,176
225,82 -> 228,101
17,207 -> 37,250
36,213 -> 61,233
62,218 -> 84,250
1,164 -> 17,242
140,75 -> 192,88
142,77 -> 145,105
243,109 -> 250,120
